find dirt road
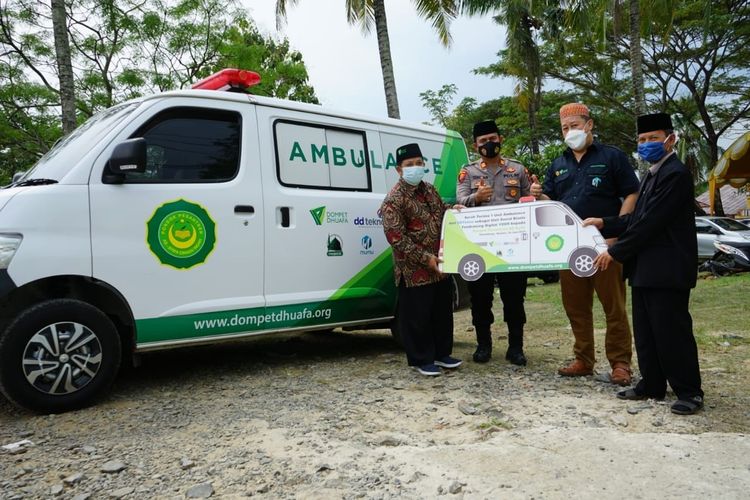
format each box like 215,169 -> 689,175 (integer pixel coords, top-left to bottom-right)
1,306 -> 749,499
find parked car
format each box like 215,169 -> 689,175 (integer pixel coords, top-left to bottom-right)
695,216 -> 750,260
737,218 -> 750,229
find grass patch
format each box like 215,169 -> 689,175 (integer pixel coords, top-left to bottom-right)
478,418 -> 513,430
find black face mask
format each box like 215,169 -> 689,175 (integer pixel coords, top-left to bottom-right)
479,140 -> 501,158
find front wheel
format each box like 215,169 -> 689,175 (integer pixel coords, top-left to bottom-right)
0,299 -> 121,413
568,247 -> 598,278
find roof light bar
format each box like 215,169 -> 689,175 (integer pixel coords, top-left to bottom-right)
191,69 -> 261,92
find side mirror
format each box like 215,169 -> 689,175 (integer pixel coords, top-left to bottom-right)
105,138 -> 146,182
11,171 -> 26,184
710,228 -> 722,235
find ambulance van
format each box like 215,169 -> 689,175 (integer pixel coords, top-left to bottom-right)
0,69 -> 469,413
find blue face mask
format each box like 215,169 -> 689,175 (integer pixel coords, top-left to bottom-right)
637,137 -> 669,163
401,165 -> 426,186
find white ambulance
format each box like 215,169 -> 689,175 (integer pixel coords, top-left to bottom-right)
0,69 -> 469,413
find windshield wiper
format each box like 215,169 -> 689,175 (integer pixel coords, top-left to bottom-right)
13,178 -> 58,187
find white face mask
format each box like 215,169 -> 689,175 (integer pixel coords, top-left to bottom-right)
401,166 -> 426,186
564,128 -> 588,151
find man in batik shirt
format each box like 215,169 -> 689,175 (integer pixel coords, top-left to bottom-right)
380,143 -> 463,376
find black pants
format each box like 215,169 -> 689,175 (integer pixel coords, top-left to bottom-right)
467,272 -> 527,339
632,287 -> 703,400
397,278 -> 454,366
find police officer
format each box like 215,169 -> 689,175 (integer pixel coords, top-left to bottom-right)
456,120 -> 531,365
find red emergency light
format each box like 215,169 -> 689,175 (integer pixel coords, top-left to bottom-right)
191,69 -> 261,92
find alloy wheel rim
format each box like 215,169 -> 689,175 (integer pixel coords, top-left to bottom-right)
22,322 -> 103,396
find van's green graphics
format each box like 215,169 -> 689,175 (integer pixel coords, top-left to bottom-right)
147,199 -> 216,269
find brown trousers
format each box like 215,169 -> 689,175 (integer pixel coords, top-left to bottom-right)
559,262 -> 632,368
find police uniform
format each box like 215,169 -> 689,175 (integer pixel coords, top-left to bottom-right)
456,157 -> 531,363
456,158 -> 530,207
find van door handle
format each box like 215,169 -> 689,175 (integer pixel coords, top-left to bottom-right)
234,205 -> 255,214
280,207 -> 290,228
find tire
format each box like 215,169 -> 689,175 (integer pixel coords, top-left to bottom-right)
458,253 -> 486,281
450,275 -> 471,311
389,316 -> 402,347
568,247 -> 598,278
541,272 -> 561,284
0,299 -> 121,414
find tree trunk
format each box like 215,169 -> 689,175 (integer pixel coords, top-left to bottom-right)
51,0 -> 77,134
373,0 -> 400,119
628,0 -> 648,174
708,141 -> 725,216
529,74 -> 542,155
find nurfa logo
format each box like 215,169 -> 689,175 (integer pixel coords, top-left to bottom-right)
310,206 -> 326,226
147,199 -> 216,269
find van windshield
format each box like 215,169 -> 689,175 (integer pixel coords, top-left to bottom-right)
16,101 -> 140,184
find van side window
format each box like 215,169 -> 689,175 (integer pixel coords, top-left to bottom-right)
122,107 -> 241,183
535,206 -> 575,226
274,120 -> 371,191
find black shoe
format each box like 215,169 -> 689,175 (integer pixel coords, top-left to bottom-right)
505,349 -> 527,366
472,345 -> 492,363
616,388 -> 647,400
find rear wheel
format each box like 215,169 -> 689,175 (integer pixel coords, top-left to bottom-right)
0,299 -> 121,413
458,254 -> 485,281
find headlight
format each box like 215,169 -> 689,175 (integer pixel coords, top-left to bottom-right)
0,233 -> 22,269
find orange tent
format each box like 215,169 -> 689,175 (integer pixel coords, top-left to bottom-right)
708,131 -> 750,214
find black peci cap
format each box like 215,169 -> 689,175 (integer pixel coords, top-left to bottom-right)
637,113 -> 673,134
472,120 -> 499,139
396,143 -> 423,164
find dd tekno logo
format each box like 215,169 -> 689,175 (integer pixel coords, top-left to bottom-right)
147,199 -> 216,269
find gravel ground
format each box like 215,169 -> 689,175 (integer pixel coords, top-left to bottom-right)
1,304 -> 749,499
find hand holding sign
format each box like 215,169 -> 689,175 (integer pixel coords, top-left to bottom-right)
476,178 -> 493,204
530,174 -> 543,199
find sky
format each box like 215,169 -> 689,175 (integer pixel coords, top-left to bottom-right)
244,0 -> 515,126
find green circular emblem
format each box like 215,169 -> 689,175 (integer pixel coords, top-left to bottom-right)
545,234 -> 564,252
147,199 -> 216,269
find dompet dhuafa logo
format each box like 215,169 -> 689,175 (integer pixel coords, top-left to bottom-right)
147,199 -> 216,269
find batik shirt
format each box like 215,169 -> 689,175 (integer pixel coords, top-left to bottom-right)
380,178 -> 451,287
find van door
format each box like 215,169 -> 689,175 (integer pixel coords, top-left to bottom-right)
255,107 -> 394,330
89,100 -> 265,348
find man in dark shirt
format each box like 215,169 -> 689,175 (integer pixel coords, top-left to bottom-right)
380,143 -> 463,376
585,112 -> 703,415
531,103 -> 639,385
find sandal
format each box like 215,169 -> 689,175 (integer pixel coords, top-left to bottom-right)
671,396 -> 704,415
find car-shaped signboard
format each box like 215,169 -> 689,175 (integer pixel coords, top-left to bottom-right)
439,200 -> 608,280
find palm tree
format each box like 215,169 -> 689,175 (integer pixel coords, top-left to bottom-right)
51,0 -> 76,134
462,1 -> 546,154
275,0 -> 459,119
560,0 -> 674,122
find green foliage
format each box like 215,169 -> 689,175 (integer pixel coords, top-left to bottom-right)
437,89 -> 577,179
0,0 -> 319,183
419,84 -> 458,126
215,21 -> 318,103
